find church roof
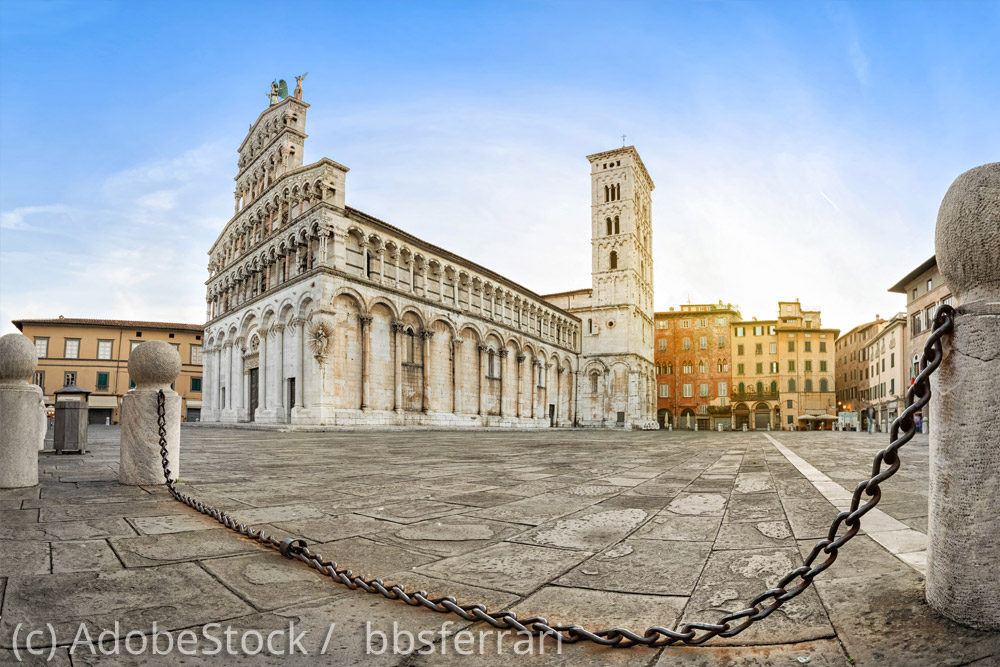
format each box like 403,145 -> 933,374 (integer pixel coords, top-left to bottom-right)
12,318 -> 203,332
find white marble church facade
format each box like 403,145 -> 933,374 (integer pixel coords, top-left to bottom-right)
200,93 -> 655,428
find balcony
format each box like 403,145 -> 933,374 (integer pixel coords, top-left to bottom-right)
732,391 -> 779,402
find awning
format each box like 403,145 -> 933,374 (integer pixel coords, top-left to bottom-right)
798,415 -> 816,421
817,414 -> 839,420
88,396 -> 119,408
186,400 -> 202,408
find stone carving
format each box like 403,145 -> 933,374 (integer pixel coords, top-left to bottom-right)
308,320 -> 333,361
294,72 -> 307,100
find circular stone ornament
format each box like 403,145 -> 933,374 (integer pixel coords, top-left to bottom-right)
0,333 -> 37,384
128,340 -> 182,388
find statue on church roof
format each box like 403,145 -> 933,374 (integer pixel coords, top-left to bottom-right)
266,79 -> 289,106
294,72 -> 308,100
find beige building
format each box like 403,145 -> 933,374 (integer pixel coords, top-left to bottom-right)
201,88 -> 654,428
834,316 -> 886,426
888,255 -> 958,432
11,317 -> 204,424
730,316 -> 780,430
864,312 -> 908,431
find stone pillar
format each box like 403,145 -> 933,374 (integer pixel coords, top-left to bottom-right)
257,326 -> 269,418
530,361 -> 537,419
543,363 -> 551,423
477,344 -> 487,416
0,334 -> 45,488
234,337 -> 245,417
556,365 -> 564,426
421,329 -> 433,412
452,338 -> 462,413
927,162 -> 1000,630
359,315 -> 372,410
498,350 -> 508,417
224,341 -> 234,410
120,341 -> 181,485
295,318 -> 306,408
515,354 -> 525,418
273,325 -> 285,418
392,321 -> 403,412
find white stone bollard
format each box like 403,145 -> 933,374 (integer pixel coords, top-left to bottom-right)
120,341 -> 182,485
927,162 -> 1000,630
0,334 -> 46,488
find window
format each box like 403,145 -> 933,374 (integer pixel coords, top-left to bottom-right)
770,361 -> 779,373
64,338 -> 80,359
718,335 -> 725,348
788,415 -> 794,425
819,342 -> 827,353
680,320 -> 691,328
191,376 -> 202,392
755,362 -> 763,374
590,373 -> 599,393
927,278 -> 933,291
658,338 -> 666,351
924,305 -> 936,329
716,318 -> 726,326
787,341 -> 795,352
35,337 -> 49,358
805,360 -> 812,372
804,341 -> 812,352
788,360 -> 795,372
97,340 -> 113,360
770,380 -> 777,393
96,372 -> 109,390
609,251 -> 618,269
735,327 -> 745,337
665,363 -> 673,374
683,383 -> 693,398
718,359 -> 728,372
820,360 -> 827,372
787,400 -> 793,409
805,379 -> 813,392
699,382 -> 709,397
64,371 -> 77,386
606,218 -> 612,235
656,320 -> 667,329
788,379 -> 796,391
912,287 -> 918,300
130,340 -> 142,352
820,379 -> 829,392
191,345 -> 203,365
890,352 -> 895,368
738,382 -> 745,393
699,360 -> 707,373
699,336 -> 707,350
737,363 -> 745,375
682,337 -> 691,350
911,313 -> 923,336
737,344 -> 744,355
659,383 -> 669,398
753,326 -> 764,336
683,361 -> 693,374
697,318 -> 707,328
33,370 -> 44,388
718,381 -> 728,397
890,378 -> 895,394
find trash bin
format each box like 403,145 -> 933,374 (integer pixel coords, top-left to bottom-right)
53,384 -> 90,454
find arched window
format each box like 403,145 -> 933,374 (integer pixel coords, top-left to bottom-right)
616,183 -> 621,200
666,363 -> 672,374
614,215 -> 620,234
699,361 -> 707,373
820,378 -> 829,392
788,379 -> 796,392
604,185 -> 610,202
609,251 -> 618,269
738,382 -> 745,393
770,380 -> 777,393
606,218 -> 612,235
805,379 -> 813,392
590,373 -> 599,394
587,318 -> 593,333
488,349 -> 496,378
756,381 -> 764,394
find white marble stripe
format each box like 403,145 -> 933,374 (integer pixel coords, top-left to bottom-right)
763,433 -> 927,576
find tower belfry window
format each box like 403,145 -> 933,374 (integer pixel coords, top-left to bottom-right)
609,251 -> 618,270
616,183 -> 621,200
604,185 -> 609,202
614,215 -> 620,234
606,218 -> 612,235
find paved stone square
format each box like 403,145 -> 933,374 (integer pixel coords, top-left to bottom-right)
1,426 -> 998,665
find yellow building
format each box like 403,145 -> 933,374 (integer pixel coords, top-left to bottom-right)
12,317 -> 204,424
730,301 -> 839,430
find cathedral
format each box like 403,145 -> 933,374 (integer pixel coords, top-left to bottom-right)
200,89 -> 656,428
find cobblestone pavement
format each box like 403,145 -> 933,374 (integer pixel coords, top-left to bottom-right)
2,426 -> 998,665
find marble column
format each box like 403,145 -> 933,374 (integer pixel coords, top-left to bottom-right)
421,329 -> 434,412
234,337 -> 245,418
530,361 -> 537,419
360,314 -> 372,410
451,338 -> 462,413
556,366 -> 564,426
515,354 -> 525,418
392,321 -> 403,412
224,341 -> 234,410
498,350 -> 508,417
273,325 -> 285,418
258,327 -> 269,416
294,318 -> 306,408
477,344 -> 487,416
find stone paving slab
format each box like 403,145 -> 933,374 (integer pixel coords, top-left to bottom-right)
3,426 -> 996,664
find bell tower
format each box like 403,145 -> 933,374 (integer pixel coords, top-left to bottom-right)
587,146 -> 654,319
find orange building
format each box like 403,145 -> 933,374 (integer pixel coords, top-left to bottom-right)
654,302 -> 741,430
12,317 -> 204,424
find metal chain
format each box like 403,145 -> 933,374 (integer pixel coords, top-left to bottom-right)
156,305 -> 955,648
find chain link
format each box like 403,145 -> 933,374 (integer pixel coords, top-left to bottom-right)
156,305 -> 955,647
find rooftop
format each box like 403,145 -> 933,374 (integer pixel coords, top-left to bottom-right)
888,256 -> 937,294
13,318 -> 204,333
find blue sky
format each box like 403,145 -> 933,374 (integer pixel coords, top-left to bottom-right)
1,0 -> 998,335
